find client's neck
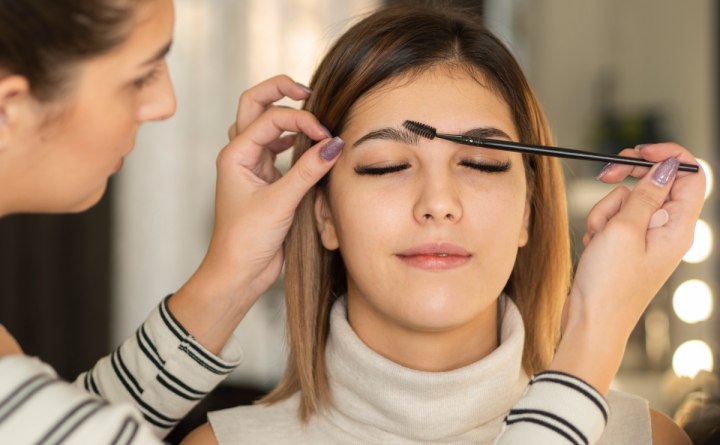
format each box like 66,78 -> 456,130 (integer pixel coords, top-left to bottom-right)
346,294 -> 499,372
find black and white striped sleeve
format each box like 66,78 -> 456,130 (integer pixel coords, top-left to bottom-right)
0,355 -> 161,444
494,371 -> 610,445
74,295 -> 243,438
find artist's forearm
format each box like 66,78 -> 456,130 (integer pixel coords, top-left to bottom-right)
167,261 -> 257,355
549,312 -> 630,395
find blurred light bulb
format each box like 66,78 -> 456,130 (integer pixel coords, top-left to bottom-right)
672,340 -> 714,378
672,279 -> 713,323
697,158 -> 713,200
683,219 -> 713,264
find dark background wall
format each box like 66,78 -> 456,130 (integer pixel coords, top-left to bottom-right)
0,190 -> 112,380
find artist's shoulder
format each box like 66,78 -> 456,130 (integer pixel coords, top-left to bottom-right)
650,408 -> 691,445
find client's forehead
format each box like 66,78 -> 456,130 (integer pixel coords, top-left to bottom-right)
342,67 -> 519,143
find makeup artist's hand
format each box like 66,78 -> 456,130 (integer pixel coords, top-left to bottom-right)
552,143 -> 706,394
0,324 -> 23,356
168,75 -> 343,353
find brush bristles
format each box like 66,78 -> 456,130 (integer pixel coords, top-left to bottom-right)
403,120 -> 437,140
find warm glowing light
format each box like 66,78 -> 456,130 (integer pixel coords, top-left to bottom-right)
697,158 -> 713,200
672,279 -> 714,323
683,219 -> 713,264
672,340 -> 714,378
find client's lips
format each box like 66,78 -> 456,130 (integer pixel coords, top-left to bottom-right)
396,243 -> 471,270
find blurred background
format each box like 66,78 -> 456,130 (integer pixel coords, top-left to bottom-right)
0,0 -> 717,442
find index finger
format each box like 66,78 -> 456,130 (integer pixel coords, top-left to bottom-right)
234,75 -> 312,134
226,107 -> 332,169
598,143 -> 702,183
599,143 -> 706,227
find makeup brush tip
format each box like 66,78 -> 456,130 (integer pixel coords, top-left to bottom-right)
403,120 -> 437,140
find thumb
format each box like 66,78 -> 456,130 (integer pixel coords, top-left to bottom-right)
618,157 -> 679,231
274,137 -> 344,208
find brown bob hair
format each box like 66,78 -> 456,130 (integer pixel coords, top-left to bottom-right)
263,4 -> 572,420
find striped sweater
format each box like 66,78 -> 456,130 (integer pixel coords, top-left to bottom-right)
1,295 -> 614,444
0,297 -> 242,444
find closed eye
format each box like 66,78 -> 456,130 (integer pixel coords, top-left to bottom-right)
355,160 -> 511,176
459,159 -> 511,173
354,164 -> 410,175
133,63 -> 163,90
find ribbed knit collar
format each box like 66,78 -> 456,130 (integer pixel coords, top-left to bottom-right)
323,296 -> 529,443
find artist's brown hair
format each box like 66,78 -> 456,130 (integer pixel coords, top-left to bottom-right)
263,5 -> 572,420
0,0 -> 142,100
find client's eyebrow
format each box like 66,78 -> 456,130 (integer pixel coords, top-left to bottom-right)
463,127 -> 513,141
352,126 -> 513,148
352,127 -> 419,148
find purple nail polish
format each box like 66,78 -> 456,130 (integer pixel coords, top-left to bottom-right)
652,157 -> 679,186
320,137 -> 344,161
596,162 -> 614,180
296,82 -> 312,94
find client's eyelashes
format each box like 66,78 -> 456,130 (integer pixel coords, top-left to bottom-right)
459,159 -> 512,173
354,164 -> 410,175
354,160 -> 511,176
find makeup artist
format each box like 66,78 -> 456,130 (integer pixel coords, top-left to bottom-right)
0,1 -> 705,444
0,0 -> 339,443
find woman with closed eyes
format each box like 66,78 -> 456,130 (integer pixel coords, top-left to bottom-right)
184,5 -> 704,445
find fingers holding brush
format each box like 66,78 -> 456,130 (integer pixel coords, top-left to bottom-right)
559,156 -> 693,394
572,143 -> 705,347
595,148 -> 648,182
595,143 -> 706,229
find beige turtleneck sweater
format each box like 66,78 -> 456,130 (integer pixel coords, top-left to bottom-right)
208,297 -> 650,444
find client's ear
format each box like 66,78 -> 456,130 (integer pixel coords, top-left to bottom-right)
518,200 -> 531,247
314,190 -> 339,250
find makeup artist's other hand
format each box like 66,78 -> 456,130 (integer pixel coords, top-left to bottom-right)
0,324 -> 23,356
169,76 -> 343,353
554,143 -> 705,393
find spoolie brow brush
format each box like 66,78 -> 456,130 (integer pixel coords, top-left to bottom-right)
402,120 -> 699,173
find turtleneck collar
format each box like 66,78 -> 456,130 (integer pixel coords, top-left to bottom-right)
322,295 -> 529,443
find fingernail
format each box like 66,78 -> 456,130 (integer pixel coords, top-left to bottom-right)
648,209 -> 670,229
320,137 -> 344,161
318,124 -> 332,139
296,82 -> 312,94
596,162 -> 614,180
635,144 -> 650,151
652,157 -> 679,187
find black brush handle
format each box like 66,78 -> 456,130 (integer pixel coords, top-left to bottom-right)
438,134 -> 699,173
